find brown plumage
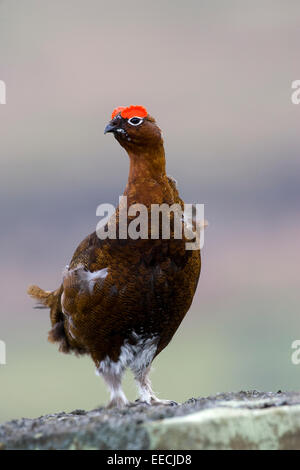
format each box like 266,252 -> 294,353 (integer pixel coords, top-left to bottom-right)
28,106 -> 201,407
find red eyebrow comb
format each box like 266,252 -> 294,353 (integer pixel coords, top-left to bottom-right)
111,105 -> 148,120
111,106 -> 125,119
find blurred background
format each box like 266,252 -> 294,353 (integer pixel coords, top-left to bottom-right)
0,0 -> 299,424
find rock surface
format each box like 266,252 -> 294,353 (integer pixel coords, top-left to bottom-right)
1,391 -> 300,450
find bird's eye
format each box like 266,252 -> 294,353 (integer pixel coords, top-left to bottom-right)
128,117 -> 143,126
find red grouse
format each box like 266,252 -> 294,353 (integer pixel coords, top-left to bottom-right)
28,105 -> 201,407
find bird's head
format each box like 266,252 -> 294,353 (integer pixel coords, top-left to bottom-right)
104,105 -> 163,153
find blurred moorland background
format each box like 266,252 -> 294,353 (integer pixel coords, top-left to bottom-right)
0,0 -> 300,423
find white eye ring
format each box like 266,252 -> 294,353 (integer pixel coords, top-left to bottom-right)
128,116 -> 144,126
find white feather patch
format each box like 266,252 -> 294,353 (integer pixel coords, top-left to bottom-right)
97,332 -> 159,377
63,264 -> 108,294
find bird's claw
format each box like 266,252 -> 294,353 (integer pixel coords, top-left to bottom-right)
134,398 -> 179,407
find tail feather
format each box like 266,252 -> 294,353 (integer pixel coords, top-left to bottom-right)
27,284 -> 64,326
28,284 -> 69,352
27,283 -> 85,356
27,285 -> 56,308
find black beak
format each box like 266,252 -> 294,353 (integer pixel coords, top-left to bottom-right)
104,122 -> 118,134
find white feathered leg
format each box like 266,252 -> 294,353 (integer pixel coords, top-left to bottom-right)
97,368 -> 129,408
134,365 -> 177,406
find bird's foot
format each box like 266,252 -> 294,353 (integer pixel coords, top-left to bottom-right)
150,397 -> 179,406
134,397 -> 179,407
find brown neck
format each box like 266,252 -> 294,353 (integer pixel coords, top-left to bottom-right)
127,143 -> 166,183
